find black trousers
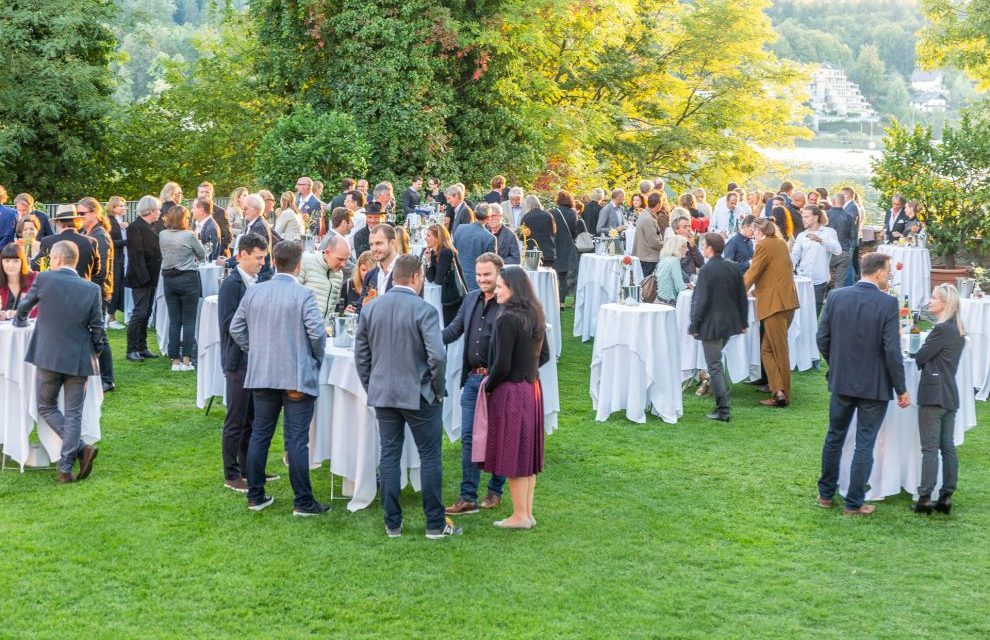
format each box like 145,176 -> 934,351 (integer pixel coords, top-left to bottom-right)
98,299 -> 114,385
108,256 -> 125,315
221,365 -> 253,481
127,285 -> 155,353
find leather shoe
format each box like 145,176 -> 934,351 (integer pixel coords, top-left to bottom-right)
126,352 -> 144,362
705,412 -> 730,422
57,471 -> 77,484
445,499 -> 479,515
77,445 -> 99,480
842,504 -> 876,516
138,349 -> 160,359
102,382 -> 115,393
480,492 -> 501,509
816,496 -> 834,508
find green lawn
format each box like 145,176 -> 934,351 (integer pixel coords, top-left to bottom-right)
2,309 -> 989,638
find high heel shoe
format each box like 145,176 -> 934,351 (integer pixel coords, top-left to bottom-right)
911,494 -> 933,515
934,493 -> 953,515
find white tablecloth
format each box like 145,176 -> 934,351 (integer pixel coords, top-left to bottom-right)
424,282 -> 560,441
590,303 -> 683,424
410,240 -> 426,257
0,323 -> 103,470
574,254 -> 643,341
877,245 -> 932,311
838,342 -> 977,501
675,290 -> 761,383
788,276 -> 818,371
154,264 -> 224,355
196,296 -> 226,409
309,344 -> 422,512
959,298 -> 990,401
526,267 -> 562,358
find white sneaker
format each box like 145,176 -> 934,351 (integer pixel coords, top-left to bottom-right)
171,363 -> 183,372
183,362 -> 196,371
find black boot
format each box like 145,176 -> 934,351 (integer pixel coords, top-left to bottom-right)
934,492 -> 953,515
911,494 -> 933,515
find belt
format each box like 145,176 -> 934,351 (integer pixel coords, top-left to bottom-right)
469,367 -> 489,376
657,297 -> 675,306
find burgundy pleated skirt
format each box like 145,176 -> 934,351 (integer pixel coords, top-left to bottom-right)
480,380 -> 544,478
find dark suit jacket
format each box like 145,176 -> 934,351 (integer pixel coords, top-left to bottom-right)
109,215 -> 126,254
218,267 -> 250,372
353,225 -> 371,258
85,225 -> 113,301
817,281 -> 906,400
913,320 -> 965,410
689,256 -> 748,341
723,233 -> 754,270
483,190 -> 502,204
16,268 -> 104,377
448,203 -> 474,236
517,209 -> 557,263
198,217 -> 222,261
33,229 -> 100,281
124,216 -> 162,289
583,202 -> 603,237
492,225 -> 521,265
0,205 -> 16,248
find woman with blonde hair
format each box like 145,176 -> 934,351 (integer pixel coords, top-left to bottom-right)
105,196 -> 128,326
79,197 -> 117,390
745,218 -> 799,407
275,191 -> 304,242
910,283 -> 966,515
394,227 -> 412,255
336,251 -> 377,314
159,182 -> 183,215
227,187 -> 248,235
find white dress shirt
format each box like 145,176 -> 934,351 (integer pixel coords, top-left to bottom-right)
377,256 -> 395,293
791,226 -> 842,285
237,266 -> 258,287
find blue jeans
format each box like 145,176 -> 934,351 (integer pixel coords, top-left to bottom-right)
247,389 -> 316,509
460,373 -> 505,502
377,397 -> 445,532
818,393 -> 889,509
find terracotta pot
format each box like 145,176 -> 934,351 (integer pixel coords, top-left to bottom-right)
930,266 -> 972,289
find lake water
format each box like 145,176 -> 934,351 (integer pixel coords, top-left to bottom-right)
757,146 -> 883,222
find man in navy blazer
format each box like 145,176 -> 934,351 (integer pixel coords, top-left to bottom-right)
217,233 -> 268,493
15,241 -> 102,483
816,252 -> 909,515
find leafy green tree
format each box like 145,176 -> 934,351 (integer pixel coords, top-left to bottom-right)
253,105 -> 370,194
871,116 -> 990,267
851,44 -> 887,99
920,0 -> 990,90
100,14 -> 275,196
0,0 -> 117,200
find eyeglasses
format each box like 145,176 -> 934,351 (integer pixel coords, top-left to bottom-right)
77,209 -> 92,215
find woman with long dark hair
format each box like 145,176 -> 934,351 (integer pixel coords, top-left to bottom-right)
481,266 -> 550,529
0,243 -> 37,319
423,224 -> 463,325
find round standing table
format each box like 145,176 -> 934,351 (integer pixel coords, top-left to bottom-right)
154,264 -> 224,356
574,254 -> 643,342
590,303 -> 682,424
675,290 -> 761,383
959,297 -> 990,401
877,244 -> 932,310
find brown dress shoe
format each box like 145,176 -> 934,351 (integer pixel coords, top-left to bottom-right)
480,492 -> 502,509
445,499 -> 479,515
816,496 -> 834,508
77,445 -> 99,481
842,504 -> 877,516
58,471 -> 77,484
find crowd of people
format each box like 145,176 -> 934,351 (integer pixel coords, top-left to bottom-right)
0,171 -> 967,527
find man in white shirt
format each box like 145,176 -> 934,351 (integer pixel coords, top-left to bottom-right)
791,205 -> 842,315
355,224 -> 398,314
500,187 -> 525,230
710,191 -> 741,236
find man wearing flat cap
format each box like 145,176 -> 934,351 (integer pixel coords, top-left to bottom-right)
31,204 -> 101,281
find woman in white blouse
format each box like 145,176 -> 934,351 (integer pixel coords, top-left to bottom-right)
274,191 -> 304,242
790,205 -> 841,315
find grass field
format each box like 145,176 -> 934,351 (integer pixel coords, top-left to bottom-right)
2,309 -> 989,639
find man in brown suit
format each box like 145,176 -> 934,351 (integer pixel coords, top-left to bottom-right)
745,218 -> 799,406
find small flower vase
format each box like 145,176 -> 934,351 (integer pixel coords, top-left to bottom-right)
607,241 -> 616,256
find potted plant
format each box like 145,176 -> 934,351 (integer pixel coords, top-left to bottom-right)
871,115 -> 990,283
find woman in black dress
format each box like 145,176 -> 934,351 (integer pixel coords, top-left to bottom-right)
423,224 -> 463,325
517,195 -> 557,268
482,266 -> 550,530
551,190 -> 579,306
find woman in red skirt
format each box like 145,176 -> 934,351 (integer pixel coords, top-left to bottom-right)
482,266 -> 550,529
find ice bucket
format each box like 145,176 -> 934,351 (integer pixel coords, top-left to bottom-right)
957,277 -> 975,299
522,249 -> 542,271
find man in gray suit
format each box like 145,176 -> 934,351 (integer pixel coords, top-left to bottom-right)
596,188 -> 627,236
15,241 -> 102,483
355,254 -> 461,539
230,241 -> 328,516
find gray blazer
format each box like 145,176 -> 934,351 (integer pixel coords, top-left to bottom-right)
15,268 -> 104,377
596,201 -> 624,235
355,286 -> 446,410
229,273 -> 326,397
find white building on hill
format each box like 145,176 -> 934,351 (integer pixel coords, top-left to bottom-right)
808,65 -> 878,127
